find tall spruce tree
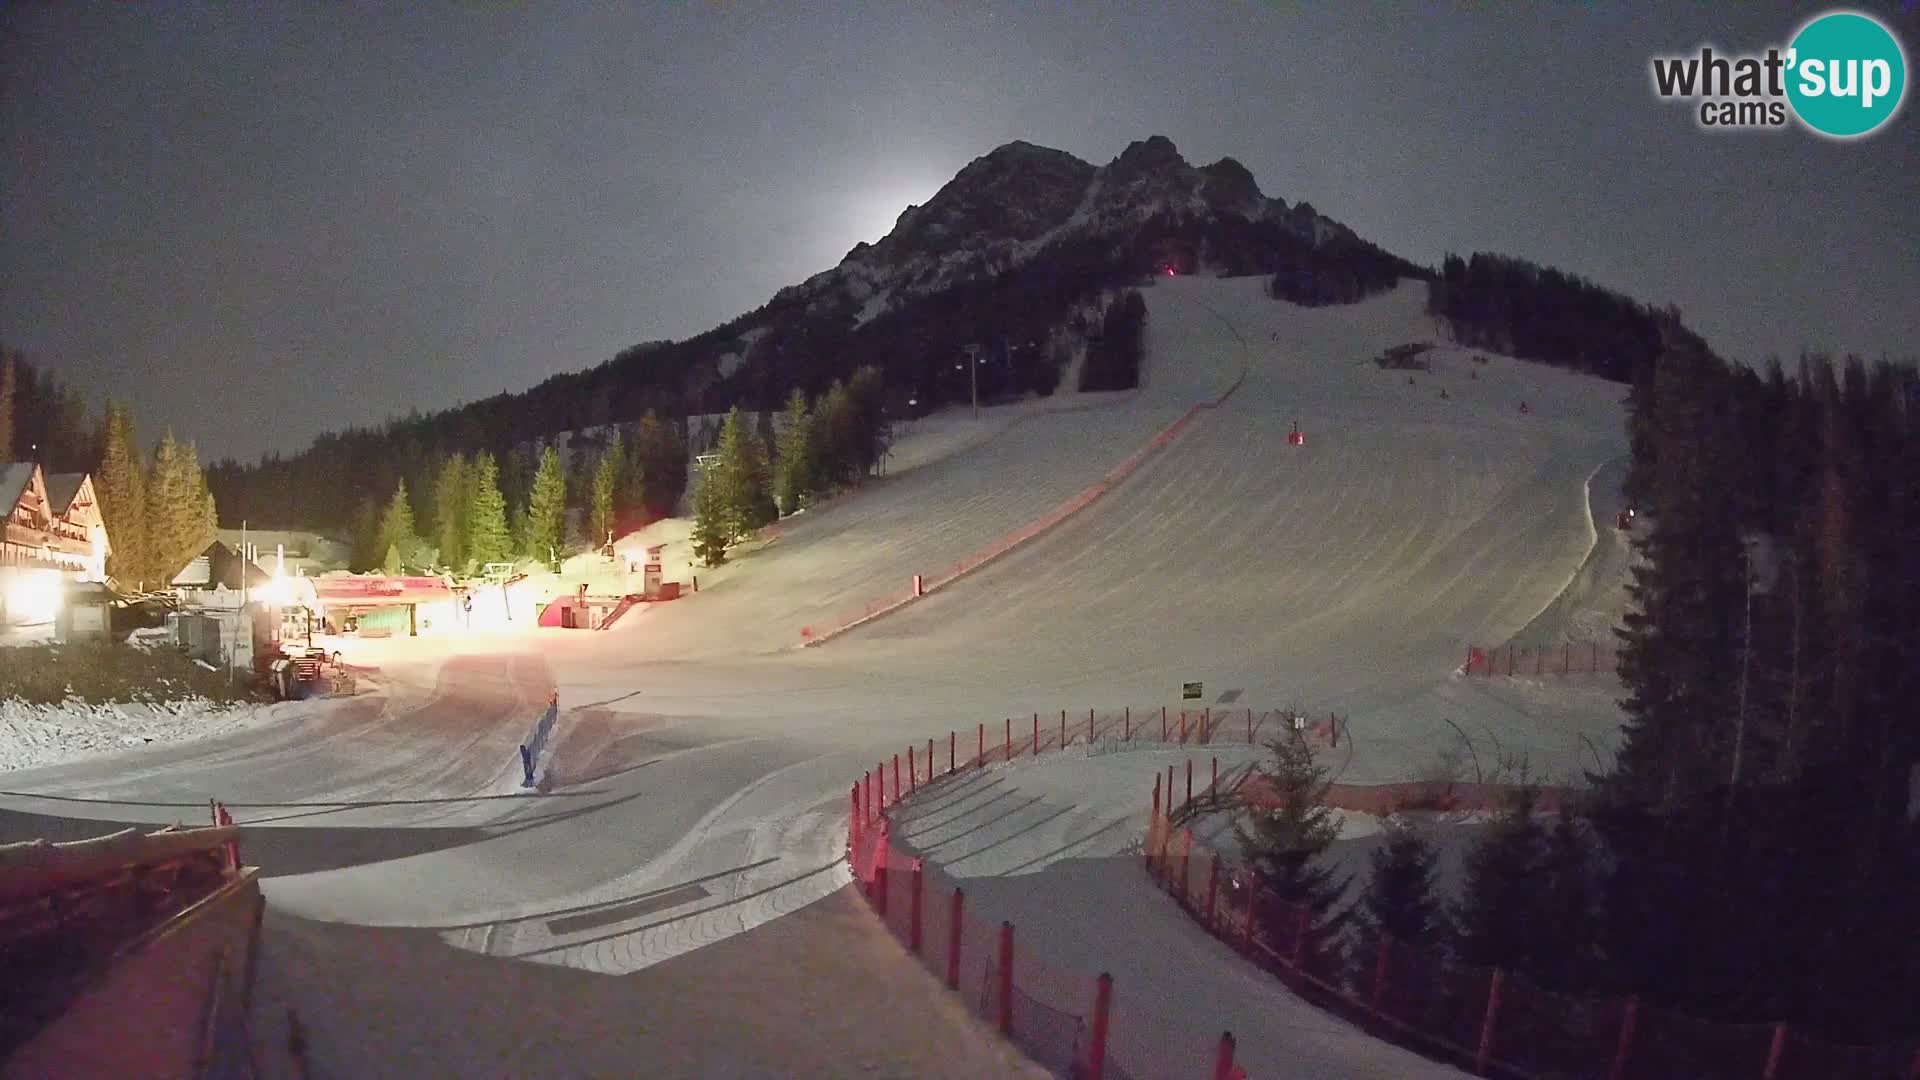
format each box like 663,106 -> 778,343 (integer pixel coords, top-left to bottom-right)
466,452 -> 511,567
0,353 -> 14,461
143,433 -> 218,586
525,445 -> 567,568
1608,343 -> 1748,809
377,479 -> 420,573
715,406 -> 775,540
591,430 -> 623,548
430,453 -> 470,572
95,402 -> 147,586
689,461 -> 729,567
1234,737 -> 1349,957
774,387 -> 819,514
1453,785 -> 1545,972
1357,817 -> 1447,947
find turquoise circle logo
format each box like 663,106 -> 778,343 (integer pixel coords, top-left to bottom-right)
1786,11 -> 1907,138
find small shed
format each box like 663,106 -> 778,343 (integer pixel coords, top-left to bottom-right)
55,581 -> 118,644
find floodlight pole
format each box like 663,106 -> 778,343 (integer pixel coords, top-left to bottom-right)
963,344 -> 982,420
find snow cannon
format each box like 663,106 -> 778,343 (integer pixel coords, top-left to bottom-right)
1286,421 -> 1305,447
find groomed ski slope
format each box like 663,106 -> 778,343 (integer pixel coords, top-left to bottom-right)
0,274 -> 1631,1078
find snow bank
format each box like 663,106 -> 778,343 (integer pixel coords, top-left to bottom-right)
0,696 -> 334,773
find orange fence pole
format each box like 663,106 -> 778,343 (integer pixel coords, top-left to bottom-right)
1087,973 -> 1114,1080
1032,713 -> 1039,757
1124,706 -> 1131,740
978,722 -> 985,764
949,731 -> 956,774
1148,777 -> 1162,874
1371,936 -> 1391,1016
1476,969 -> 1506,1074
997,922 -> 1015,1036
1213,1031 -> 1236,1080
1247,707 -> 1253,743
1161,705 -> 1168,740
1762,1023 -> 1789,1080
909,857 -> 924,953
1004,717 -> 1011,761
1610,996 -> 1639,1080
947,888 -> 965,990
1060,709 -> 1067,749
908,746 -> 916,792
1205,853 -> 1221,927
893,754 -> 901,800
1186,758 -> 1193,806
1211,756 -> 1218,797
875,831 -> 890,916
1088,707 -> 1095,743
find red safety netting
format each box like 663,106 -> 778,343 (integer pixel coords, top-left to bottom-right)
1487,969 -> 1625,1080
1774,1027 -> 1920,1080
1622,1002 -> 1774,1080
854,714 -> 1919,1080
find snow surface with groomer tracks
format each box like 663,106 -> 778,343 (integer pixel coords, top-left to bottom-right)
0,274 -> 1628,1078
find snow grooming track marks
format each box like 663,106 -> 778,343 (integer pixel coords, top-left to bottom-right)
848,277 -> 1628,785
801,367 -> 1246,648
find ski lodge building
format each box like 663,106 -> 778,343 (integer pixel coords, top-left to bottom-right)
1,463 -> 110,625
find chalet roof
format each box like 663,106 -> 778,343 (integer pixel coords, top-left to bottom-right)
44,473 -> 86,516
0,463 -> 37,511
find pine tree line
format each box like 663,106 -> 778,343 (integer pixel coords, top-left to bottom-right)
93,402 -> 220,590
693,368 -> 891,567
345,411 -> 689,574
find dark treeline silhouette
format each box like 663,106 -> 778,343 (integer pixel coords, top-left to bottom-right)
210,208 -> 1397,536
1264,211 -> 1421,306
1427,252 -> 1697,384
1594,344 -> 1920,1042
0,348 -> 96,471
1078,291 -> 1148,391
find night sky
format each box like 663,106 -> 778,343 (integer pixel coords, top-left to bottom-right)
4,3 -> 1915,462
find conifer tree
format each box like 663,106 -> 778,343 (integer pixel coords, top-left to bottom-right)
591,430 -> 623,547
1453,785 -> 1545,971
816,380 -> 856,485
715,406 -> 775,540
1235,736 -> 1349,957
95,402 -> 147,586
774,388 -> 818,514
343,496 -> 375,571
0,353 -> 14,461
431,454 -> 470,573
690,461 -> 729,567
525,445 -> 567,569
465,452 -> 511,567
377,479 -> 420,574
143,433 -> 218,586
1609,343 -> 1747,808
1357,817 -> 1447,947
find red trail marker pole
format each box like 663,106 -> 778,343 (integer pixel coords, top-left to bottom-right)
1213,1032 -> 1237,1080
947,888 -> 964,990
909,857 -> 925,952
997,923 -> 1015,1035
1087,973 -> 1114,1080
